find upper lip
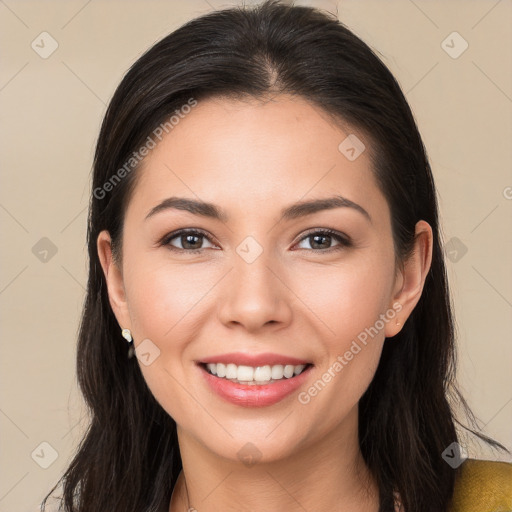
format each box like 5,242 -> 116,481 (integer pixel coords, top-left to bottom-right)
198,352 -> 312,367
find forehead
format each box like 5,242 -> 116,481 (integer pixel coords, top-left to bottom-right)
127,94 -> 388,224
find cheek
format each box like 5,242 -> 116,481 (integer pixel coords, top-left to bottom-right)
121,253 -> 223,422
291,253 -> 395,345
124,253 -> 217,341
291,256 -> 394,416
123,292 -> 195,426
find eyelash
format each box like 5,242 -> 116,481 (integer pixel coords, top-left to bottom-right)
159,228 -> 352,254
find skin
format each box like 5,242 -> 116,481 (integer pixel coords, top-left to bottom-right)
97,94 -> 433,512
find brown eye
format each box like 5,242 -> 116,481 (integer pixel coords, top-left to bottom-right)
162,229 -> 216,253
295,229 -> 351,252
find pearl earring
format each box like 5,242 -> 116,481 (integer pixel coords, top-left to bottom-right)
121,328 -> 133,343
121,328 -> 135,358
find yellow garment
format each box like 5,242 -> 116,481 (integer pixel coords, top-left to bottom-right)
449,459 -> 512,512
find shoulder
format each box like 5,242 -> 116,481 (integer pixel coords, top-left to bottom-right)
449,458 -> 512,512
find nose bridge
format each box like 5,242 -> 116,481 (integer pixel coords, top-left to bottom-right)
217,244 -> 292,331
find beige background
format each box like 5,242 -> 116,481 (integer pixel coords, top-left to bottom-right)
1,0 -> 511,510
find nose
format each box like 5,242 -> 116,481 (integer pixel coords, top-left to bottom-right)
217,252 -> 293,333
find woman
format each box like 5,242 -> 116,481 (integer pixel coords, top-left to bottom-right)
41,1 -> 512,511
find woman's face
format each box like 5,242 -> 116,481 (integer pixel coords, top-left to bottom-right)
98,94 -> 430,465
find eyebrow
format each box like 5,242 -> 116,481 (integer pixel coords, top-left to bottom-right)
145,195 -> 372,224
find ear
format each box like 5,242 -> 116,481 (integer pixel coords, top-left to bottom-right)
385,220 -> 433,338
97,230 -> 131,330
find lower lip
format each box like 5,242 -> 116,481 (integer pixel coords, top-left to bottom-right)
199,364 -> 313,407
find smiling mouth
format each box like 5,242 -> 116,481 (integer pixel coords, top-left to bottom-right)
198,362 -> 314,385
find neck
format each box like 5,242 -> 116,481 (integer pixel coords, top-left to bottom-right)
169,407 -> 380,512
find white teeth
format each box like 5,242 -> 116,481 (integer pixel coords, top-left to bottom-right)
204,362 -> 309,383
216,363 -> 226,377
254,365 -> 271,382
283,365 -> 295,378
237,365 -> 254,381
226,363 -> 237,379
271,365 -> 284,380
294,364 -> 306,375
